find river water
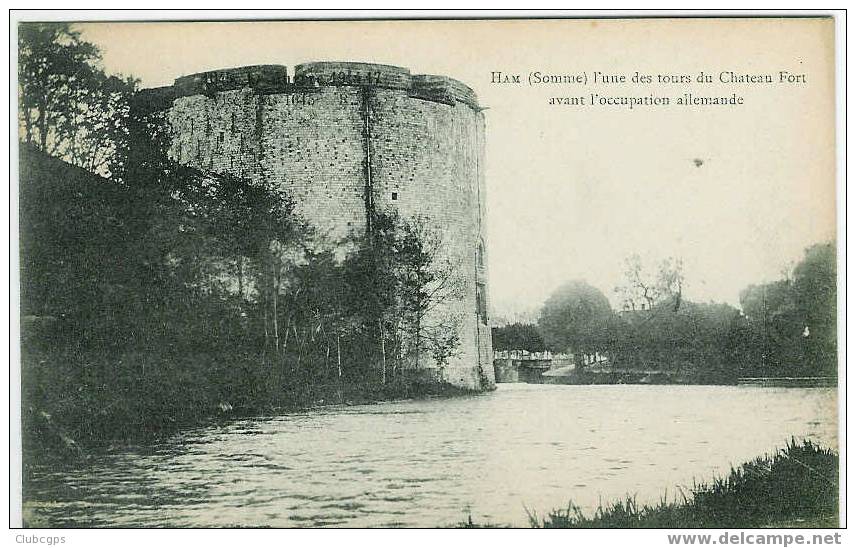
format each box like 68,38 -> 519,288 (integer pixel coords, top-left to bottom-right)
24,384 -> 837,528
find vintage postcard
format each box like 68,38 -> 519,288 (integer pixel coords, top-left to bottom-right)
12,12 -> 843,534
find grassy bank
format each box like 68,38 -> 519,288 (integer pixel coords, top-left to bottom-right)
521,440 -> 838,528
22,346 -> 480,461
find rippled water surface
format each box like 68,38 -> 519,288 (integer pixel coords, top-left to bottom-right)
24,384 -> 837,527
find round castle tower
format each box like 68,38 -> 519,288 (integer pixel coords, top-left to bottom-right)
135,62 -> 494,390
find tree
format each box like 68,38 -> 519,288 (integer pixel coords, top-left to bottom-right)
101,104 -> 310,357
340,212 -> 465,380
393,215 -> 465,372
491,322 -> 546,352
339,212 -> 404,382
618,299 -> 742,376
538,280 -> 613,361
792,242 -> 836,374
280,249 -> 350,380
739,279 -> 802,372
615,254 -> 684,312
739,242 -> 837,376
18,22 -> 137,177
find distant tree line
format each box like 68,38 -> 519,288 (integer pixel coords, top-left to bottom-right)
492,245 -> 836,381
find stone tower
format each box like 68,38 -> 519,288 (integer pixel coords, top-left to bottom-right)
135,62 -> 494,390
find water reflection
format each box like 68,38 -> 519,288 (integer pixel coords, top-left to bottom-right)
25,384 -> 837,527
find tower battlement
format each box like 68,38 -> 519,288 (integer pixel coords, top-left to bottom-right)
135,62 -> 480,115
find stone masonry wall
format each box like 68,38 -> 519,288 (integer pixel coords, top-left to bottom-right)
139,62 -> 494,390
369,88 -> 490,388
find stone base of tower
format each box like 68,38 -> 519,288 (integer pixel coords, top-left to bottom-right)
442,364 -> 496,392
406,360 -> 496,392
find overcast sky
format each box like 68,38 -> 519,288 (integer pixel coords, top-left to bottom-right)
74,18 -> 836,316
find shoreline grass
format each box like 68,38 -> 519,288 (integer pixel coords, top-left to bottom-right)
523,439 -> 838,528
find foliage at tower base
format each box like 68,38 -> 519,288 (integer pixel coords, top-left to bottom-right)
342,211 -> 465,384
20,117 -> 465,455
